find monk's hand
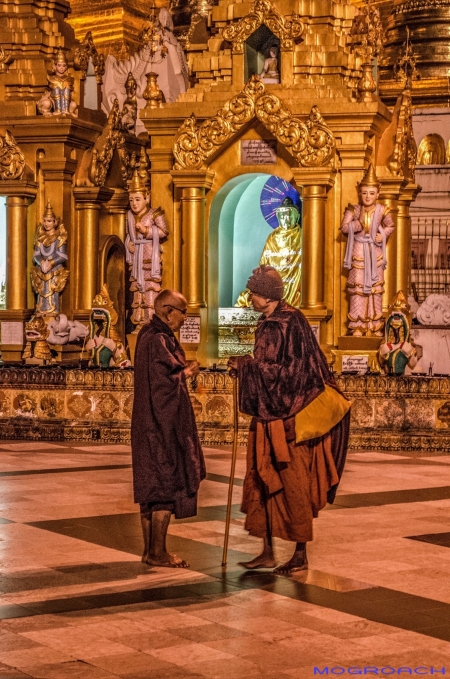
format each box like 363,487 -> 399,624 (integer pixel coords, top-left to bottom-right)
227,357 -> 239,371
375,232 -> 383,244
184,360 -> 200,379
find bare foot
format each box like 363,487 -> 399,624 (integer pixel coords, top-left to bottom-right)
273,556 -> 308,574
238,549 -> 276,569
145,552 -> 190,568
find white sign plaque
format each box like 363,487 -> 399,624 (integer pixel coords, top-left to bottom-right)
1,321 -> 24,346
180,316 -> 201,344
342,354 -> 369,373
241,140 -> 277,165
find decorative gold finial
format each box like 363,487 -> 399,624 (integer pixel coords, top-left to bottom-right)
43,200 -> 56,220
128,148 -> 149,194
358,164 -> 380,189
389,290 -> 410,315
394,27 -> 419,89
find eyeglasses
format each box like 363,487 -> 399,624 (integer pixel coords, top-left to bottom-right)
163,304 -> 187,315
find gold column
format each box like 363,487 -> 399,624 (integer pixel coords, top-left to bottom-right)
6,196 -> 29,311
73,187 -> 114,318
0,182 -> 37,361
379,178 -> 406,311
396,183 -> 421,296
292,168 -> 336,312
171,171 -> 215,313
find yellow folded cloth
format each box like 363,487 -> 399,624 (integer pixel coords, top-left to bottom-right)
295,385 -> 351,442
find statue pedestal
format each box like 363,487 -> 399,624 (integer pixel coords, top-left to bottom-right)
332,336 -> 381,372
49,344 -> 84,364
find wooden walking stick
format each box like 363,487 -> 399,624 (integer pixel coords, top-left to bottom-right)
222,370 -> 239,567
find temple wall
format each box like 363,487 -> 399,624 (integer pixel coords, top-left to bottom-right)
2,369 -> 450,453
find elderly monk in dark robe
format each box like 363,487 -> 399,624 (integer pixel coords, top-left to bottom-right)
228,266 -> 350,574
131,289 -> 206,568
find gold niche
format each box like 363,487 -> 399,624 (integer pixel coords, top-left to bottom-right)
222,0 -> 304,52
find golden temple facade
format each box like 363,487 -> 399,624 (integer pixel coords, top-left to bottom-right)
0,0 -> 449,447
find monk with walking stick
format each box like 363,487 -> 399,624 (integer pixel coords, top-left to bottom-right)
228,266 -> 350,574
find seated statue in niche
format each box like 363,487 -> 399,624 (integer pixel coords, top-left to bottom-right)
340,165 -> 394,337
260,45 -> 280,84
125,152 -> 168,328
37,48 -> 78,117
236,196 -> 302,308
86,285 -> 130,368
30,201 -> 69,317
378,291 -> 418,375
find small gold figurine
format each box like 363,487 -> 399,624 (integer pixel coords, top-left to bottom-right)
30,201 -> 69,317
37,48 -> 78,117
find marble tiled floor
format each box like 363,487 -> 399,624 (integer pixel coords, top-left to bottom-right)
1,442 -> 450,678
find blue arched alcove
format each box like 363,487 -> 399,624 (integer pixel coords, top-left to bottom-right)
210,173 -> 274,308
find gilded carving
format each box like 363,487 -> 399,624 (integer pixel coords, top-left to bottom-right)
205,395 -> 231,423
376,399 -> 404,428
97,393 -> 120,420
67,393 -> 91,419
0,46 -> 14,72
404,400 -> 434,429
387,37 -> 417,181
437,401 -> 450,427
74,31 -> 105,83
0,130 -> 25,180
123,393 -> 133,420
0,390 -> 10,416
40,394 -> 62,418
13,393 -> 37,417
89,100 -> 124,187
350,398 -> 374,428
173,76 -> 335,170
222,0 -> 304,52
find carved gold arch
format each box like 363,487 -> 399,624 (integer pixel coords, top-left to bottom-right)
222,0 -> 304,52
173,76 -> 335,170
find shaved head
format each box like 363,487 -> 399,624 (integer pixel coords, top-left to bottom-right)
154,290 -> 188,331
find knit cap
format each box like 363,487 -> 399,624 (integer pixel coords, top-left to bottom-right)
246,265 -> 284,301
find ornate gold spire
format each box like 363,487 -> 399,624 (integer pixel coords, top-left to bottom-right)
128,147 -> 149,194
43,200 -> 56,220
389,290 -> 410,315
358,164 -> 380,188
54,48 -> 68,64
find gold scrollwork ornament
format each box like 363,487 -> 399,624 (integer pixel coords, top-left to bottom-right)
222,0 -> 304,52
0,130 -> 25,180
173,76 -> 335,170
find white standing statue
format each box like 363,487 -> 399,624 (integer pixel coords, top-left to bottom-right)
102,8 -> 188,135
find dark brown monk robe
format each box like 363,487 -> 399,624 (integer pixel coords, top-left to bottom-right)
131,306 -> 206,569
132,315 -> 206,515
237,298 -> 350,571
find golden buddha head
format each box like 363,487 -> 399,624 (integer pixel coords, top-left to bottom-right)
275,197 -> 300,229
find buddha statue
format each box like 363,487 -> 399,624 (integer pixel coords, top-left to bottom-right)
260,46 -> 280,84
235,196 -> 302,308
